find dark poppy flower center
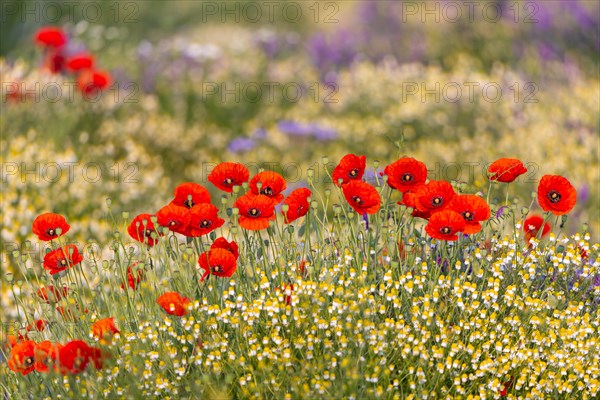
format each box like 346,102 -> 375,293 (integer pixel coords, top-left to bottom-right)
348,168 -> 359,178
211,265 -> 222,273
462,211 -> 474,221
352,195 -> 363,204
184,199 -> 195,208
432,197 -> 443,206
297,205 -> 305,214
261,187 -> 273,196
440,227 -> 452,234
402,173 -> 413,182
200,220 -> 212,228
23,356 -> 34,367
46,228 -> 56,236
223,178 -> 233,186
44,356 -> 54,366
169,221 -> 177,226
145,229 -> 154,237
59,259 -> 68,267
548,191 -> 561,203
249,208 -> 261,217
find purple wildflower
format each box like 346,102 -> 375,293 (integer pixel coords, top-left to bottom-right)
227,138 -> 256,153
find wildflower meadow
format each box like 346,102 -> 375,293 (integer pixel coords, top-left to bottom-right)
1,1 -> 599,399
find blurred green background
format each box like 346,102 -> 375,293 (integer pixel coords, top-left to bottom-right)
1,0 -> 599,267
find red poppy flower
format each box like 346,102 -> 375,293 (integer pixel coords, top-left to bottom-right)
250,171 -> 286,203
384,157 -> 428,192
424,210 -> 466,241
185,203 -> 225,237
66,53 -> 94,72
276,283 -> 295,306
487,158 -> 527,183
537,175 -> 577,215
4,81 -> 22,103
398,187 -> 432,219
211,237 -> 239,259
127,213 -> 163,246
37,285 -> 69,303
156,203 -> 191,235
171,182 -> 211,208
500,376 -> 515,396
198,248 -> 238,280
32,212 -> 70,241
342,180 -> 381,215
8,340 -> 36,375
34,27 -> 67,48
43,245 -> 83,275
3,335 -> 21,355
34,341 -> 62,373
208,162 -> 250,192
157,292 -> 191,317
43,49 -> 66,74
26,319 -> 48,333
414,180 -> 456,213
449,194 -> 491,234
77,69 -> 111,96
92,318 -> 120,342
282,188 -> 312,223
332,154 -> 366,186
523,215 -> 551,242
58,340 -> 93,374
121,263 -> 144,291
234,194 -> 277,230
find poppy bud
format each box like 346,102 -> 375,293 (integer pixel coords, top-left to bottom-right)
322,156 -> 329,165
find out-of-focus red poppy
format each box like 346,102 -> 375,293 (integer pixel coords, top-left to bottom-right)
66,53 -> 95,72
424,210 -> 466,241
487,158 -> 527,183
537,175 -> 577,215
43,244 -> 83,275
8,340 -> 36,375
234,194 -> 277,230
157,292 -> 191,317
127,213 -> 163,246
276,283 -> 295,306
414,180 -> 456,213
43,50 -> 66,74
91,318 -> 120,343
121,262 -> 144,291
282,188 -> 312,223
26,319 -> 48,333
77,69 -> 111,96
208,162 -> 250,192
37,286 -> 69,303
34,341 -> 62,373
156,203 -> 191,235
523,215 -> 551,242
332,154 -> 366,186
211,238 -> 239,259
171,182 -> 211,208
198,248 -> 238,280
449,194 -> 491,234
342,180 -> 381,215
58,340 -> 93,374
186,203 -> 225,237
250,171 -> 286,203
32,212 -> 70,241
384,157 -> 428,192
34,27 -> 67,48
